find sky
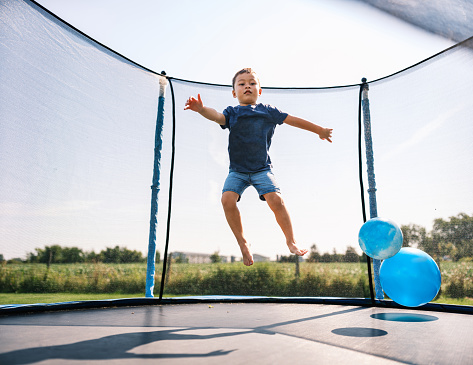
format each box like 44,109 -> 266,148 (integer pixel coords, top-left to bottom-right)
3,0 -> 470,261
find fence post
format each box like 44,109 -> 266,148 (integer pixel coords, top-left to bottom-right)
145,73 -> 168,298
361,78 -> 384,300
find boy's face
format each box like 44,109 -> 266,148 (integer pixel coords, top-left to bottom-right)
232,72 -> 262,106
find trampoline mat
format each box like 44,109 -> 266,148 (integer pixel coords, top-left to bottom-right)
0,303 -> 472,364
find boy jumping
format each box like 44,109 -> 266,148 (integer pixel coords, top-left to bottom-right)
185,68 -> 332,266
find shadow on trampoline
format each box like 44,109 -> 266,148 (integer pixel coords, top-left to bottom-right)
0,327 -> 242,364
371,313 -> 439,322
331,327 -> 388,337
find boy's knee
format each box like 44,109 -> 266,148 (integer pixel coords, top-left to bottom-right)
221,191 -> 239,209
264,192 -> 285,208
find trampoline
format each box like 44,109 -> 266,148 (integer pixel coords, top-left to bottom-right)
1,298 -> 473,364
1,1 -> 473,364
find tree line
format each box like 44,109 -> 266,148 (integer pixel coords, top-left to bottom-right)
2,245 -> 161,265
401,212 -> 473,262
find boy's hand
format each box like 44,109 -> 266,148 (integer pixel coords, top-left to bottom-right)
184,94 -> 204,113
184,94 -> 226,125
319,128 -> 333,143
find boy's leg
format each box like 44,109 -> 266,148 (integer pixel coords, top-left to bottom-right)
264,192 -> 308,256
221,191 -> 254,266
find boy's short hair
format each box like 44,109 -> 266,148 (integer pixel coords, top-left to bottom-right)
232,68 -> 260,89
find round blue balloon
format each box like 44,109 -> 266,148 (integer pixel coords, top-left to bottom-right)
380,247 -> 442,307
358,217 -> 403,260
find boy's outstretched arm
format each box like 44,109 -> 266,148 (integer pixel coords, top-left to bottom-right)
284,115 -> 333,143
185,94 -> 226,125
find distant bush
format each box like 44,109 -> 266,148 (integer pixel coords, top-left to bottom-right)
0,261 -> 471,300
162,262 -> 369,297
0,263 -> 147,294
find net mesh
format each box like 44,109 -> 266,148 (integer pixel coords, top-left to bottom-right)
368,41 -> 473,233
1,0 -> 162,262
1,0 -> 472,303
361,0 -> 473,43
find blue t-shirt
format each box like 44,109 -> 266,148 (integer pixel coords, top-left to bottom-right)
221,103 -> 288,173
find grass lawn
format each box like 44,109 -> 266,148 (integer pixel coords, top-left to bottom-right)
1,293 -> 472,307
432,296 -> 473,306
0,293 -> 146,305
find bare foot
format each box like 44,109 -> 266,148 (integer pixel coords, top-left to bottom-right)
288,243 -> 308,256
239,242 -> 254,266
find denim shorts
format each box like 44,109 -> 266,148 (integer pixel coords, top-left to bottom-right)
222,169 -> 280,201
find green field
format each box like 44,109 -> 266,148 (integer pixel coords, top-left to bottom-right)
0,261 -> 471,306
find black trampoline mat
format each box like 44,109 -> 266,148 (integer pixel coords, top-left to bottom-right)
1,303 -> 472,364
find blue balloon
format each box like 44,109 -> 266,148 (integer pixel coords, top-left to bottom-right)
380,247 -> 442,307
358,217 -> 403,260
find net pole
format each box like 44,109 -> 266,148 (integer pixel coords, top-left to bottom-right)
361,78 -> 384,300
145,74 -> 168,298
158,77 -> 176,300
358,84 -> 375,303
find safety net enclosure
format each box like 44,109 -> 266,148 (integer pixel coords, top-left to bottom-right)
361,0 -> 473,43
1,0 -> 473,309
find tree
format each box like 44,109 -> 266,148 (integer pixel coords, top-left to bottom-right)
31,245 -> 64,265
401,213 -> 473,262
85,250 -> 102,263
119,247 -> 144,263
278,255 -> 298,263
27,245 -> 86,264
401,224 -> 428,248
306,244 -> 321,263
331,248 -> 343,262
432,213 -> 473,261
101,246 -> 145,263
344,246 -> 360,262
62,247 -> 85,263
402,223 -> 441,263
101,246 -> 121,263
210,251 -> 222,263
321,252 -> 332,263
25,245 -> 149,264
